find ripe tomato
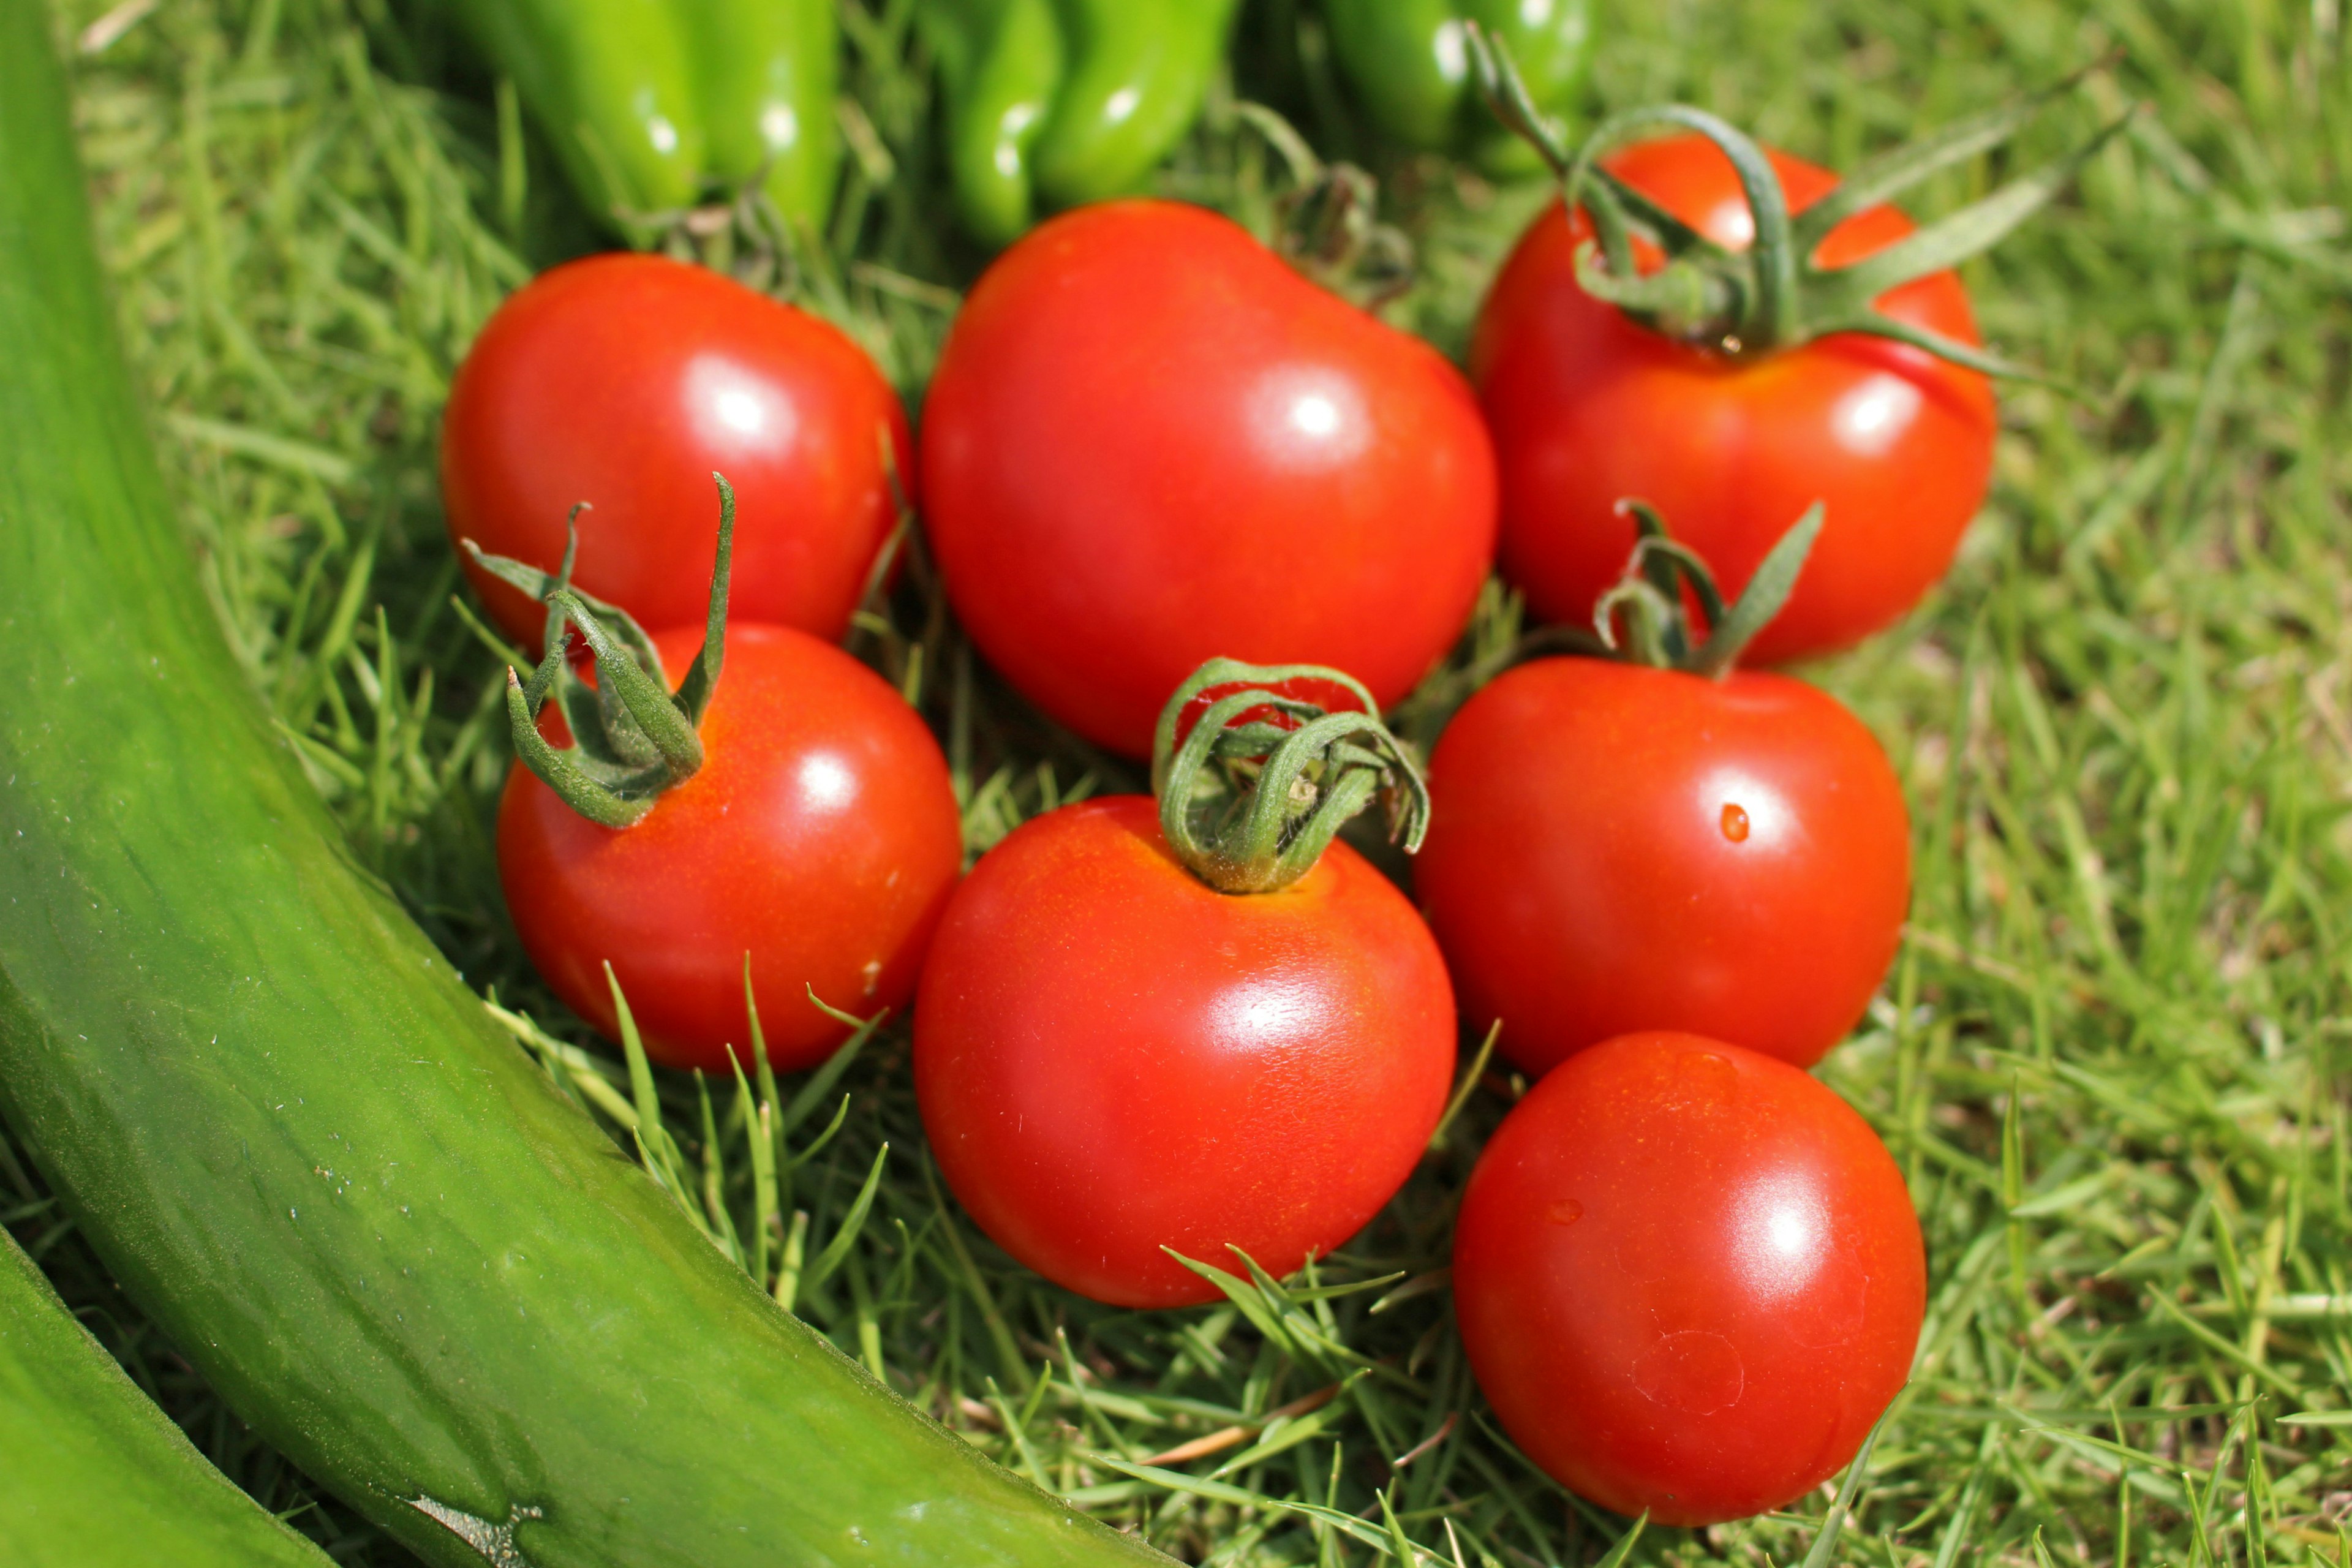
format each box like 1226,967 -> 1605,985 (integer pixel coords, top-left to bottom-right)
499,623 -> 962,1072
1472,135 -> 1998,663
444,254 -> 911,650
920,200 -> 1498,758
913,796 -> 1455,1307
1415,657 -> 1909,1076
1452,1031 -> 1925,1526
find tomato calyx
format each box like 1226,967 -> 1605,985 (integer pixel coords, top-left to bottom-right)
1238,105 -> 1416,311
1150,658 -> 1431,895
1588,500 -> 1823,678
1466,28 -> 2132,382
466,473 -> 737,829
617,179 -> 816,298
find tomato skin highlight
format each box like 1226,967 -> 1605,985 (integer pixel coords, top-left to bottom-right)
921,199 -> 1498,757
1452,1032 -> 1926,1526
443,253 -> 911,649
914,796 -> 1457,1308
1415,657 -> 1909,1076
497,624 -> 963,1072
1472,135 -> 1999,663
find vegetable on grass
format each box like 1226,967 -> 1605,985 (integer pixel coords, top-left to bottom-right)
0,11 -> 1160,1565
1324,0 -> 1594,175
914,0 -> 1243,245
443,0 -> 840,243
1416,503 -> 1911,1076
477,481 -> 965,1071
443,251 -> 912,651
914,658 -> 1457,1307
0,1228 -> 335,1568
921,198 -> 1497,758
1452,1031 -> 1926,1525
43,0 -> 2352,1559
1468,31 -> 2133,662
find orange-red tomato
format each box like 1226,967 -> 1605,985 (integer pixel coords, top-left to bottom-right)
921,200 -> 1498,758
497,624 -> 962,1072
914,797 -> 1455,1307
1415,657 -> 1909,1076
1473,135 -> 1999,663
1453,1032 -> 1925,1526
443,254 -> 910,649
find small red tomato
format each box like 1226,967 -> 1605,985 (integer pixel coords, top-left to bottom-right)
498,623 -> 962,1072
914,796 -> 1455,1307
921,200 -> 1498,757
444,254 -> 911,649
1415,657 -> 1909,1076
1474,135 -> 1999,662
1453,1031 -> 1925,1526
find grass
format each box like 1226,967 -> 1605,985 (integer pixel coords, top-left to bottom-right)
4,0 -> 2349,1563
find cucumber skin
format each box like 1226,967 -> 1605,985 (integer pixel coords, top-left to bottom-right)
0,1227 -> 337,1568
0,12 -> 1162,1568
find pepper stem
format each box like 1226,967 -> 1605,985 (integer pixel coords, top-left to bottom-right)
1151,659 -> 1430,895
470,473 -> 738,827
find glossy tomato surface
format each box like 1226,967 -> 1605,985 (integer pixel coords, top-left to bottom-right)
1453,1032 -> 1926,1526
914,796 -> 1456,1306
1474,135 -> 1999,663
499,624 -> 962,1072
1415,657 -> 1909,1076
445,254 -> 910,648
921,200 -> 1498,757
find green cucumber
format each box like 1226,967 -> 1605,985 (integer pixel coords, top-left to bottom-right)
0,10 -> 1161,1567
0,1227 -> 337,1567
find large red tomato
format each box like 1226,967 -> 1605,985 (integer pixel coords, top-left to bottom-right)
1453,1031 -> 1926,1526
920,200 -> 1498,757
1414,657 -> 1909,1076
913,796 -> 1455,1307
1473,135 -> 1999,663
444,254 -> 910,649
499,623 -> 963,1072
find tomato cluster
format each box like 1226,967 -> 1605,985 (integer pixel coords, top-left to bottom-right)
439,70 -> 2074,1526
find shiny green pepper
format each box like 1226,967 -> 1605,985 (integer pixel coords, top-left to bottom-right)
916,0 -> 1242,247
682,0 -> 841,228
446,0 -> 839,243
1325,0 -> 1593,176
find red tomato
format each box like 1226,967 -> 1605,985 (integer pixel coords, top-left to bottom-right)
921,200 -> 1498,757
1415,657 -> 1909,1076
1472,135 -> 1999,663
499,623 -> 962,1072
1453,1031 -> 1925,1526
444,254 -> 910,649
913,796 -> 1455,1307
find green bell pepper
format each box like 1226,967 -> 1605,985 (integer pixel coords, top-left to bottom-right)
917,0 -> 1242,247
445,0 -> 839,243
1325,0 -> 1594,176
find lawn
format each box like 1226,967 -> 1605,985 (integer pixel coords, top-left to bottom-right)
6,0 -> 2350,1563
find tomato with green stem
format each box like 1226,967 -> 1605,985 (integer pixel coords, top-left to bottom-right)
914,661 -> 1456,1307
1452,1030 -> 1926,1526
919,199 -> 1497,758
1466,40 -> 2127,662
477,480 -> 963,1072
1414,505 -> 1910,1076
443,253 -> 911,652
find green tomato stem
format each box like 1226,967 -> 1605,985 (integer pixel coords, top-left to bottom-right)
1468,22 -> 2133,374
480,473 -> 739,827
1150,658 -> 1430,895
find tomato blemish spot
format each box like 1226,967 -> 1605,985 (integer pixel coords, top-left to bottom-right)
1547,1199 -> 1584,1226
1632,1330 -> 1744,1414
1720,802 -> 1751,842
